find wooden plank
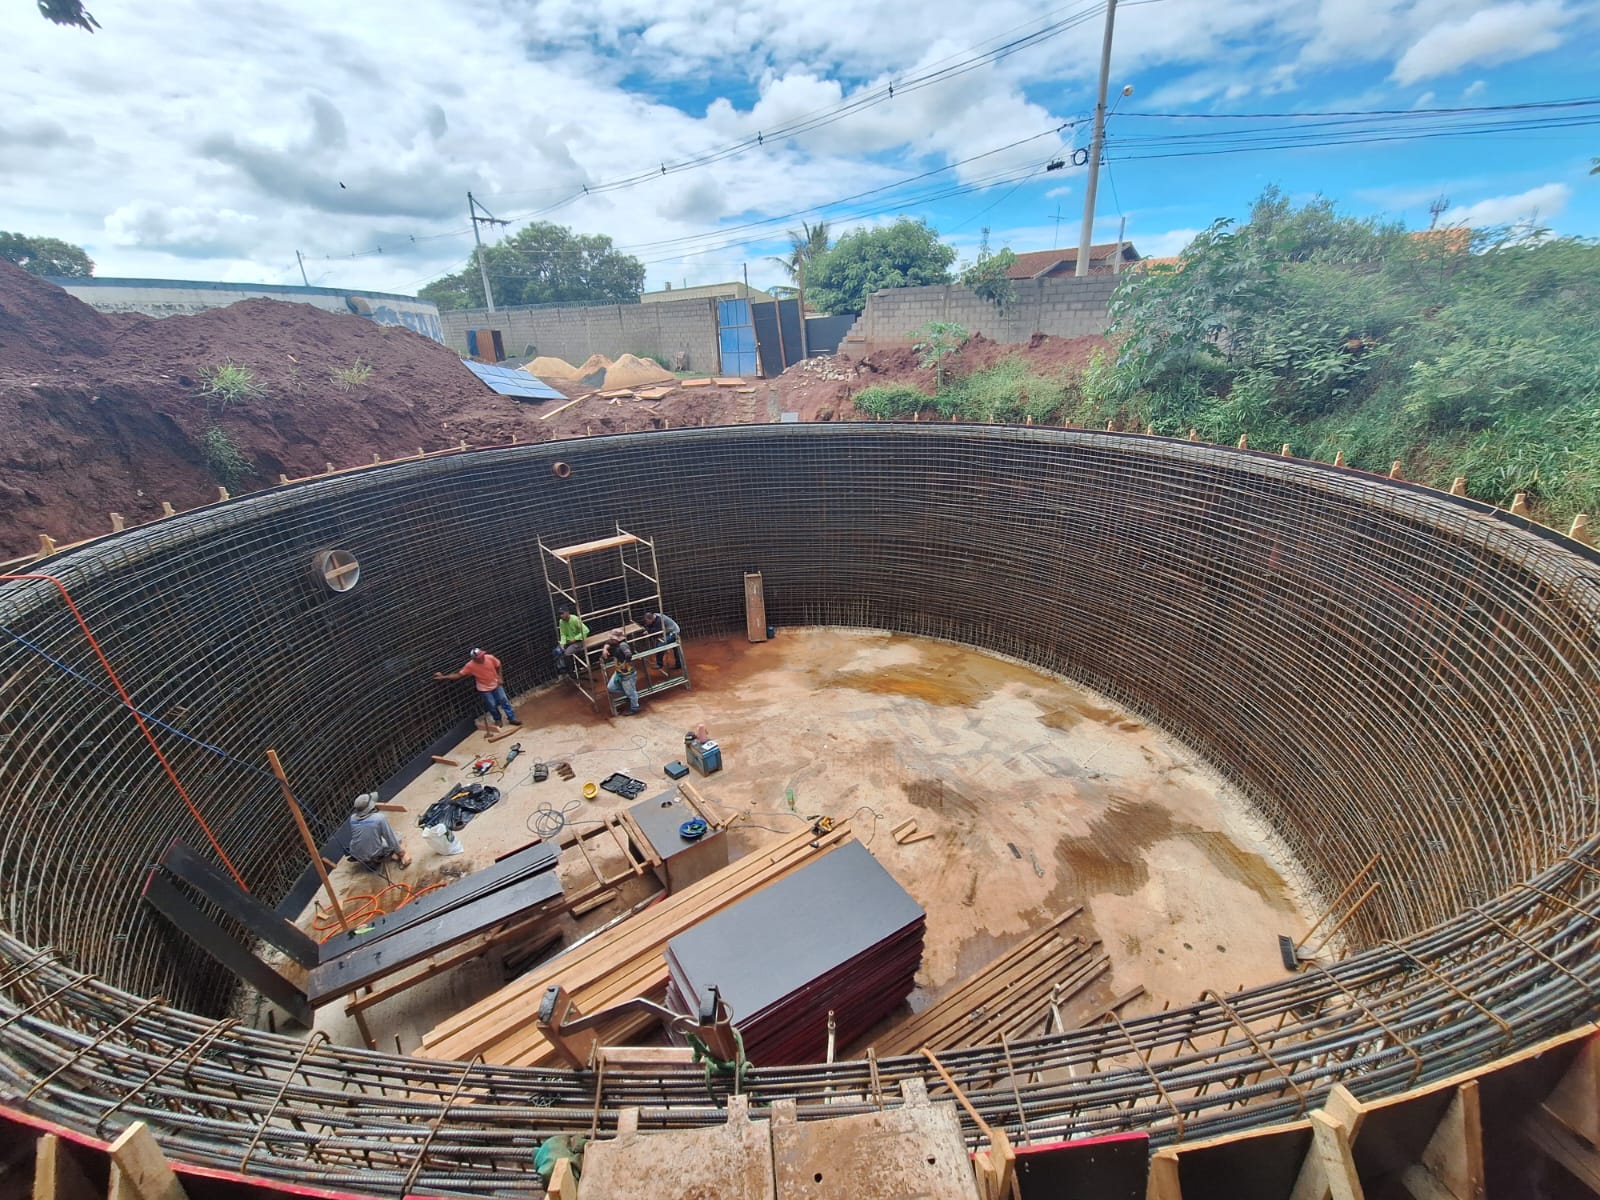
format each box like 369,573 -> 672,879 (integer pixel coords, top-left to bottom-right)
1522,1108 -> 1600,1192
680,377 -> 713,388
34,1133 -> 100,1200
419,825 -> 854,1064
550,533 -> 641,560
1398,1081 -> 1483,1200
745,572 -> 767,642
107,1123 -> 186,1200
1542,1036 -> 1600,1144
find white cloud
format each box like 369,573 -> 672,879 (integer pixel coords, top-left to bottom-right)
1444,182 -> 1572,227
1392,2 -> 1569,84
1045,186 -> 1072,200
1413,90 -> 1436,108
1132,228 -> 1203,258
1463,79 -> 1488,98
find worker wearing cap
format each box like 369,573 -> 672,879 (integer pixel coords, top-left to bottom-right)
639,610 -> 682,672
603,631 -> 641,714
554,606 -> 589,675
349,793 -> 410,869
434,648 -> 518,727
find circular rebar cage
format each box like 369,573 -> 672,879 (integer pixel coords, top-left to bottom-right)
1,424 -> 1597,1195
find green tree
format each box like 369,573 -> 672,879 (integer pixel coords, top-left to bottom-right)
1,231 -> 94,277
421,222 -> 645,310
805,218 -> 957,314
958,228 -> 1018,310
767,221 -> 831,287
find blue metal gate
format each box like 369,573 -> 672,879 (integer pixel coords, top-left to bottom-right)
717,299 -> 758,376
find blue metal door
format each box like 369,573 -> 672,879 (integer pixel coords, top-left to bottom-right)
717,299 -> 758,376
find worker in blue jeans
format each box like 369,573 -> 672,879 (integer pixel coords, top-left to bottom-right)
603,634 -> 640,714
640,610 -> 683,672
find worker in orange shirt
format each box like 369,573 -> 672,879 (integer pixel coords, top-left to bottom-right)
434,647 -> 519,727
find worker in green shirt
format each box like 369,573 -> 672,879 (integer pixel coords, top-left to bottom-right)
554,605 -> 589,675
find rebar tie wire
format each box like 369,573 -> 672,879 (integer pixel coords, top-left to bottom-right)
1,573 -> 247,888
400,1054 -> 485,1198
95,1015 -> 239,1136
1202,990 -> 1309,1116
1380,942 -> 1515,1053
1469,906 -> 1598,1006
24,995 -> 165,1101
1304,964 -> 1424,1089
239,1031 -> 329,1173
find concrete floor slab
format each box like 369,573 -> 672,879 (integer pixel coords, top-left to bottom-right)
286,628 -> 1315,1055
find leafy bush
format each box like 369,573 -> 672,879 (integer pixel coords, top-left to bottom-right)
913,321 -> 968,387
940,358 -> 1075,424
852,384 -> 930,419
959,228 -> 1018,310
331,358 -> 373,391
200,426 -> 252,485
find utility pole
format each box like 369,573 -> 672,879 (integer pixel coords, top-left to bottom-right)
467,191 -> 506,312
1075,0 -> 1118,278
295,250 -> 310,287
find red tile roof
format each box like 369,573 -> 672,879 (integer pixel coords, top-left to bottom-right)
1005,243 -> 1140,279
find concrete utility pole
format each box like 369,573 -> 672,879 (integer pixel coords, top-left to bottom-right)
1075,0 -> 1118,278
468,191 -> 497,312
295,250 -> 310,287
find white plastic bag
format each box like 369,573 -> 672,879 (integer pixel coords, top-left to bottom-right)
421,823 -> 463,856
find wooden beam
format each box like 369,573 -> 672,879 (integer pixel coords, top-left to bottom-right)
1290,1110 -> 1364,1200
265,749 -> 350,934
1522,1037 -> 1600,1193
33,1133 -> 99,1200
107,1122 -> 187,1200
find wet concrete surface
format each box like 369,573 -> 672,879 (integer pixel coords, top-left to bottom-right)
295,628 -> 1315,1053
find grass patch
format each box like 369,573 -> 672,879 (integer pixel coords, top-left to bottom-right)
200,425 -> 252,486
199,359 -> 263,413
331,358 -> 374,391
853,384 -> 930,419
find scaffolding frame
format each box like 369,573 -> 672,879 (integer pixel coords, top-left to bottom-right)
538,524 -> 691,714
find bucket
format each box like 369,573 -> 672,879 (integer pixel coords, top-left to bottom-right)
421,823 -> 464,856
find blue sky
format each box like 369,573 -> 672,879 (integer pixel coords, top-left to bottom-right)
2,0 -> 1596,299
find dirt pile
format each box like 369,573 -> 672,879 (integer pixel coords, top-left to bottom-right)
0,262 -> 1106,558
601,354 -> 675,390
524,356 -> 578,380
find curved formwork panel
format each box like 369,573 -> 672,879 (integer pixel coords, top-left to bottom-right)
1,424 -> 1597,1194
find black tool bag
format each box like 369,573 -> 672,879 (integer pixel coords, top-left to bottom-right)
418,782 -> 502,832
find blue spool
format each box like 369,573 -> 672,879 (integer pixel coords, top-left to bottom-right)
679,818 -> 709,842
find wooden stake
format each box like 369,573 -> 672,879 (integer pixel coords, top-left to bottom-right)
1281,444 -> 1292,457
1333,451 -> 1345,467
37,533 -> 58,556
107,1121 -> 188,1200
217,486 -> 230,501
278,474 -> 291,485
1510,493 -> 1530,518
1388,461 -> 1403,480
1450,477 -> 1468,496
265,749 -> 350,934
1187,428 -> 1198,442
1146,423 -> 1155,435
1570,514 -> 1593,545
1237,434 -> 1248,450
325,462 -> 335,474
110,512 -> 125,532
372,453 -> 381,464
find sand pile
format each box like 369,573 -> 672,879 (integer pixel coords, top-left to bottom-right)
524,356 -> 578,380
570,354 -> 612,387
602,353 -> 676,390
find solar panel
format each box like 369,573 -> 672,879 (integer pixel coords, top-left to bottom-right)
460,359 -> 566,401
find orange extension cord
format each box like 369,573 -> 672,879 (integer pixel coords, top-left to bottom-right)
311,879 -> 448,943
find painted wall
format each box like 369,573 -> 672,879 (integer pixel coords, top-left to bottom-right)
439,297 -> 720,372
50,277 -> 446,343
837,274 -> 1121,354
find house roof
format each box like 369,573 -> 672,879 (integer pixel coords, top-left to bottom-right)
1005,243 -> 1140,279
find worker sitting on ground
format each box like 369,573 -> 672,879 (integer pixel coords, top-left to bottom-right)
639,610 -> 683,673
603,631 -> 641,714
554,606 -> 589,675
433,647 -> 519,728
349,792 -> 411,869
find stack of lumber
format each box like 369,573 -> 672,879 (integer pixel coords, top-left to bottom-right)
664,841 -> 925,1065
418,822 -> 854,1066
870,907 -> 1108,1058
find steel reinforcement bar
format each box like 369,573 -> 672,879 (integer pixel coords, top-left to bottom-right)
1,424 -> 1597,1193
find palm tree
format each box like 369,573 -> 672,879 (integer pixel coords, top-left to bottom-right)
767,221 -> 831,284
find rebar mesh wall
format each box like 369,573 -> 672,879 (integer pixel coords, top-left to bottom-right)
1,425 -> 1597,1190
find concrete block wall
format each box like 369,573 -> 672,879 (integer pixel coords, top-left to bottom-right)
837,275 -> 1121,355
440,297 -> 720,372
